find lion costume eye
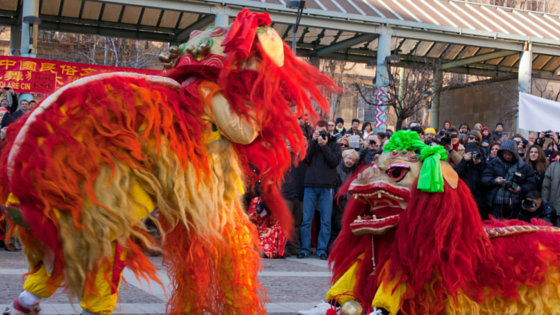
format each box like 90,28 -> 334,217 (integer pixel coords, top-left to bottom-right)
386,163 -> 410,182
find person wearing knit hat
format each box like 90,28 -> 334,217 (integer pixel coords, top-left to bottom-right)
480,127 -> 492,154
334,117 -> 346,138
500,132 -> 509,143
482,139 -> 536,219
459,123 -> 470,135
424,128 -> 436,145
457,142 -> 488,219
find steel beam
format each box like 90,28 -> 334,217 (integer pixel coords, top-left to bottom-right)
315,33 -> 378,56
39,20 -> 174,41
39,14 -> 178,34
174,14 -> 214,43
441,50 -> 519,70
90,0 -> 560,54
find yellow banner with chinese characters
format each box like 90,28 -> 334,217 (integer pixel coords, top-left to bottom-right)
0,56 -> 162,94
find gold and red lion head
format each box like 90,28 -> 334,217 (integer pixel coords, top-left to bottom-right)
330,131 -> 560,314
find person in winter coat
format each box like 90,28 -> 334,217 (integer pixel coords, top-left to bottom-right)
491,122 -> 504,142
459,123 -> 470,135
457,143 -> 488,219
524,145 -> 548,193
440,120 -> 451,133
361,122 -> 374,139
542,156 -> 560,224
481,127 -> 492,156
442,127 -> 465,169
334,118 -> 346,138
299,120 -> 342,260
329,149 -> 359,252
486,142 -> 501,164
282,157 -> 308,257
517,190 -> 557,226
359,133 -> 382,165
482,140 -> 536,220
345,119 -> 361,136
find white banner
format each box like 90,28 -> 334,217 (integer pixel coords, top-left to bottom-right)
519,92 -> 560,132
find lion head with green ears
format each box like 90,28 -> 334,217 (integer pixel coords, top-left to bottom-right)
348,130 -> 458,235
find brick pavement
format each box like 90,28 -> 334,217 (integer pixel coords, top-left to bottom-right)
0,251 -> 331,314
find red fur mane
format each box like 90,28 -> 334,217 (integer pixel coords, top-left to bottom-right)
390,179 -> 560,314
168,40 -> 340,235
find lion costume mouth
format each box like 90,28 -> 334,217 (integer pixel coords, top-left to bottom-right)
349,181 -> 409,235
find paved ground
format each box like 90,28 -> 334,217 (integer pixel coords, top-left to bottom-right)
0,250 -> 331,314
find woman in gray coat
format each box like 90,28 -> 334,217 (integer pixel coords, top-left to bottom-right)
542,151 -> 560,224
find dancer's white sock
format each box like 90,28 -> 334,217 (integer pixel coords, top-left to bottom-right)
18,290 -> 41,306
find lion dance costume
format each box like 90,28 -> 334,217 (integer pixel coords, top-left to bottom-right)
326,130 -> 560,315
0,9 -> 338,315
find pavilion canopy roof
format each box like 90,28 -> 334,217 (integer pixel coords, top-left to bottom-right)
0,0 -> 558,76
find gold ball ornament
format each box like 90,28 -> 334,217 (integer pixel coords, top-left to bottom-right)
340,301 -> 364,315
169,45 -> 179,54
158,53 -> 171,63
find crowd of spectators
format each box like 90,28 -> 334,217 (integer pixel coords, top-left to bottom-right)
278,117 -> 560,260
0,89 -> 38,251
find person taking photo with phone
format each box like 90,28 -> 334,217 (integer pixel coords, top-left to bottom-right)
517,190 -> 557,226
482,140 -> 536,219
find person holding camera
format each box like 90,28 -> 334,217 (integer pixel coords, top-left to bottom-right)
359,133 -> 381,165
517,190 -> 557,226
424,128 -> 437,145
512,134 -> 528,159
482,140 -> 536,219
456,143 -> 488,219
299,120 -> 342,260
535,130 -> 559,152
441,127 -> 464,169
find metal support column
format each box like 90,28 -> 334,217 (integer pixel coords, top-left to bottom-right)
214,6 -> 229,27
430,69 -> 443,129
21,0 -> 40,57
518,42 -> 532,134
374,32 -> 391,132
9,25 -> 21,56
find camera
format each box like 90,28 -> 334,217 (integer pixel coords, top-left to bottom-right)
369,139 -> 376,145
2,87 -> 10,91
410,125 -> 423,134
318,130 -> 327,141
506,172 -> 522,190
545,130 -> 551,138
472,152 -> 481,160
439,137 -> 452,146
522,199 -> 536,209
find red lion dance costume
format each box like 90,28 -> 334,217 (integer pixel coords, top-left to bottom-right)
324,131 -> 560,315
0,9 -> 338,315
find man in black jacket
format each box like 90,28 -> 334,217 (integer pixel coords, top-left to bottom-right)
456,143 -> 488,219
282,156 -> 307,257
517,190 -> 557,226
482,140 -> 536,219
491,122 -> 504,142
298,120 -> 342,260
